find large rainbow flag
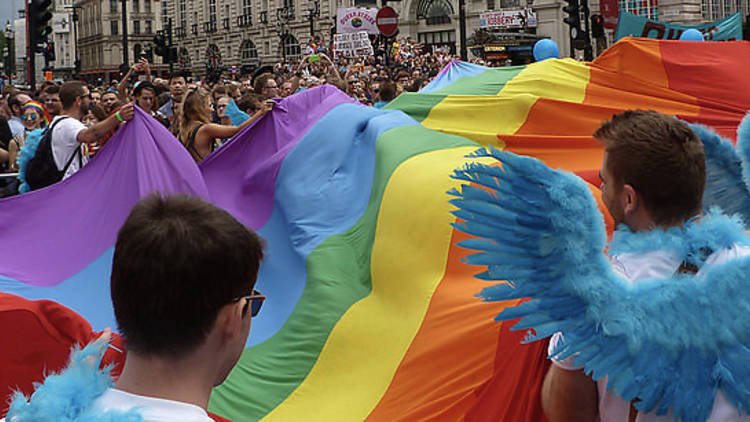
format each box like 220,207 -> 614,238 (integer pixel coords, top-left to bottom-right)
1,37 -> 750,421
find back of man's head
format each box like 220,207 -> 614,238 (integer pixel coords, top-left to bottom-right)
111,194 -> 264,358
43,85 -> 60,96
60,81 -> 87,110
379,81 -> 397,102
594,110 -> 706,226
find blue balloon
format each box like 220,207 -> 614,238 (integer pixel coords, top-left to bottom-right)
679,29 -> 705,41
533,39 -> 560,62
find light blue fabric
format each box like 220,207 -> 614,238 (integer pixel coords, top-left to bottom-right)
450,147 -> 750,422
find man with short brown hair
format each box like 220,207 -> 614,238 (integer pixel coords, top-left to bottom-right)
542,110 -> 749,422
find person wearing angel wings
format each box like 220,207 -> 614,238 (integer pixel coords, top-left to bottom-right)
451,110 -> 750,422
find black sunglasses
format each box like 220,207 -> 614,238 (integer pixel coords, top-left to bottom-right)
233,289 -> 265,317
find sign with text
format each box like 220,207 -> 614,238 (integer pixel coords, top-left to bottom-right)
479,9 -> 537,29
615,12 -> 742,41
333,32 -> 374,59
337,7 -> 379,34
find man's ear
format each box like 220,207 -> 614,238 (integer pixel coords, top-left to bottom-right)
621,184 -> 638,216
215,302 -> 244,343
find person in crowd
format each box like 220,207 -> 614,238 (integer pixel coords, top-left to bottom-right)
236,93 -> 263,115
541,110 -> 750,422
215,96 -> 232,126
227,84 -> 242,102
132,81 -> 168,128
177,88 -> 273,163
90,89 -> 101,107
50,81 -> 134,180
100,91 -> 118,114
4,193 -> 266,421
280,81 -> 294,97
41,85 -> 63,118
158,71 -> 187,127
374,81 -> 396,109
254,75 -> 279,101
7,102 -> 46,172
240,78 -> 253,94
117,58 -> 151,101
7,92 -> 32,138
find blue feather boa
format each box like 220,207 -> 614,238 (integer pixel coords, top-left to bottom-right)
15,128 -> 45,194
6,340 -> 142,421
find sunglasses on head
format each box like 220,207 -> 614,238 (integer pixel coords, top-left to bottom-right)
22,113 -> 39,121
233,289 -> 266,317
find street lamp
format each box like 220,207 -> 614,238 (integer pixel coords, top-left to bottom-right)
65,6 -> 82,77
4,21 -> 13,80
307,0 -> 320,37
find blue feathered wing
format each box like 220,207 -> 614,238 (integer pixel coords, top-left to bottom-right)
448,147 -> 750,422
688,115 -> 750,226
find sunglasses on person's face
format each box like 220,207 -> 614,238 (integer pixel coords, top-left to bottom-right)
22,113 -> 39,121
233,289 -> 266,317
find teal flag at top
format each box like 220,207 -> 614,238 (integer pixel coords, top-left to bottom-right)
615,12 -> 743,41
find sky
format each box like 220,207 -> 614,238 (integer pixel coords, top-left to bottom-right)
0,0 -> 20,28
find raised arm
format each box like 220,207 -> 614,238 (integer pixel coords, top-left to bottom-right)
76,103 -> 135,144
197,100 -> 273,140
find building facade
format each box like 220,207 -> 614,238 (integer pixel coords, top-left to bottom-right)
74,0 -> 166,82
51,0 -> 79,80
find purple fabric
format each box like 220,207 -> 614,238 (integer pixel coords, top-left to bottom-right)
0,108 -> 208,286
200,85 -> 355,230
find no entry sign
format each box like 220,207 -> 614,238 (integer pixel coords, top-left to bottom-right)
376,6 -> 399,37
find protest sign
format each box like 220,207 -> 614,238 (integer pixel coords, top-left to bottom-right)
334,32 -> 375,59
337,7 -> 379,34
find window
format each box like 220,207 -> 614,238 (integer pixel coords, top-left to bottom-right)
161,0 -> 169,29
180,0 -> 187,29
209,0 -> 217,24
486,0 -> 495,9
241,40 -> 258,63
133,20 -> 141,34
145,20 -> 152,33
262,0 -> 268,12
281,34 -> 301,59
618,0 -> 658,19
145,0 -> 151,13
133,0 -> 139,13
111,20 -> 118,35
264,41 -> 270,55
134,44 -> 142,60
110,0 -> 118,13
243,0 -> 252,16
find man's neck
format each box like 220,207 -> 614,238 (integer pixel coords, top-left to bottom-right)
114,352 -> 216,410
62,107 -> 84,120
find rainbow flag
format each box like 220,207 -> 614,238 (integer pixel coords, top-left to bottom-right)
1,37 -> 749,421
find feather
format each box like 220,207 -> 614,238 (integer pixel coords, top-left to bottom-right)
686,121 -> 750,226
6,340 -> 143,421
451,147 -> 750,422
15,128 -> 45,194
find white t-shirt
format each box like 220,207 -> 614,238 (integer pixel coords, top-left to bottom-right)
550,244 -> 750,422
87,388 -> 214,421
50,115 -> 88,180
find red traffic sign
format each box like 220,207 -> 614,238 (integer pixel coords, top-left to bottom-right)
376,6 -> 399,37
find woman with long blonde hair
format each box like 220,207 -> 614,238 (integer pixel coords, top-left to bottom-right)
177,87 -> 272,163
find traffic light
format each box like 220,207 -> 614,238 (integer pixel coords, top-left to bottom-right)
29,0 -> 54,50
153,32 -> 168,57
43,42 -> 55,62
563,0 -> 581,39
591,14 -> 604,38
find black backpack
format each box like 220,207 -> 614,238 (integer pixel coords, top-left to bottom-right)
26,117 -> 81,191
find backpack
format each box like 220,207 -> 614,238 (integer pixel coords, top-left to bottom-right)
23,117 -> 80,191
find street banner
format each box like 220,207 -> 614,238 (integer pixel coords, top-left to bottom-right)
600,0 -> 619,29
615,12 -> 743,41
337,7 -> 379,35
480,9 -> 537,29
333,32 -> 374,59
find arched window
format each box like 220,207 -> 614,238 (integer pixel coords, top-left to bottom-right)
240,40 -> 259,64
205,44 -> 222,68
134,44 -> 142,61
416,0 -> 454,24
281,34 -> 301,59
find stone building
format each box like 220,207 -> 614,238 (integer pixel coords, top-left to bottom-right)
75,0 -> 167,82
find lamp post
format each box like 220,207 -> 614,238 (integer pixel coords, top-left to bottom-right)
4,21 -> 13,79
65,6 -> 82,78
307,0 -> 320,37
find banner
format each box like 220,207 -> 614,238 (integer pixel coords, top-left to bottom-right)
615,12 -> 743,41
333,32 -> 374,59
600,0 -> 619,29
337,7 -> 379,34
480,9 -> 537,29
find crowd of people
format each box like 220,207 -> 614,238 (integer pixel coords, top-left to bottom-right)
0,39 -> 465,196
